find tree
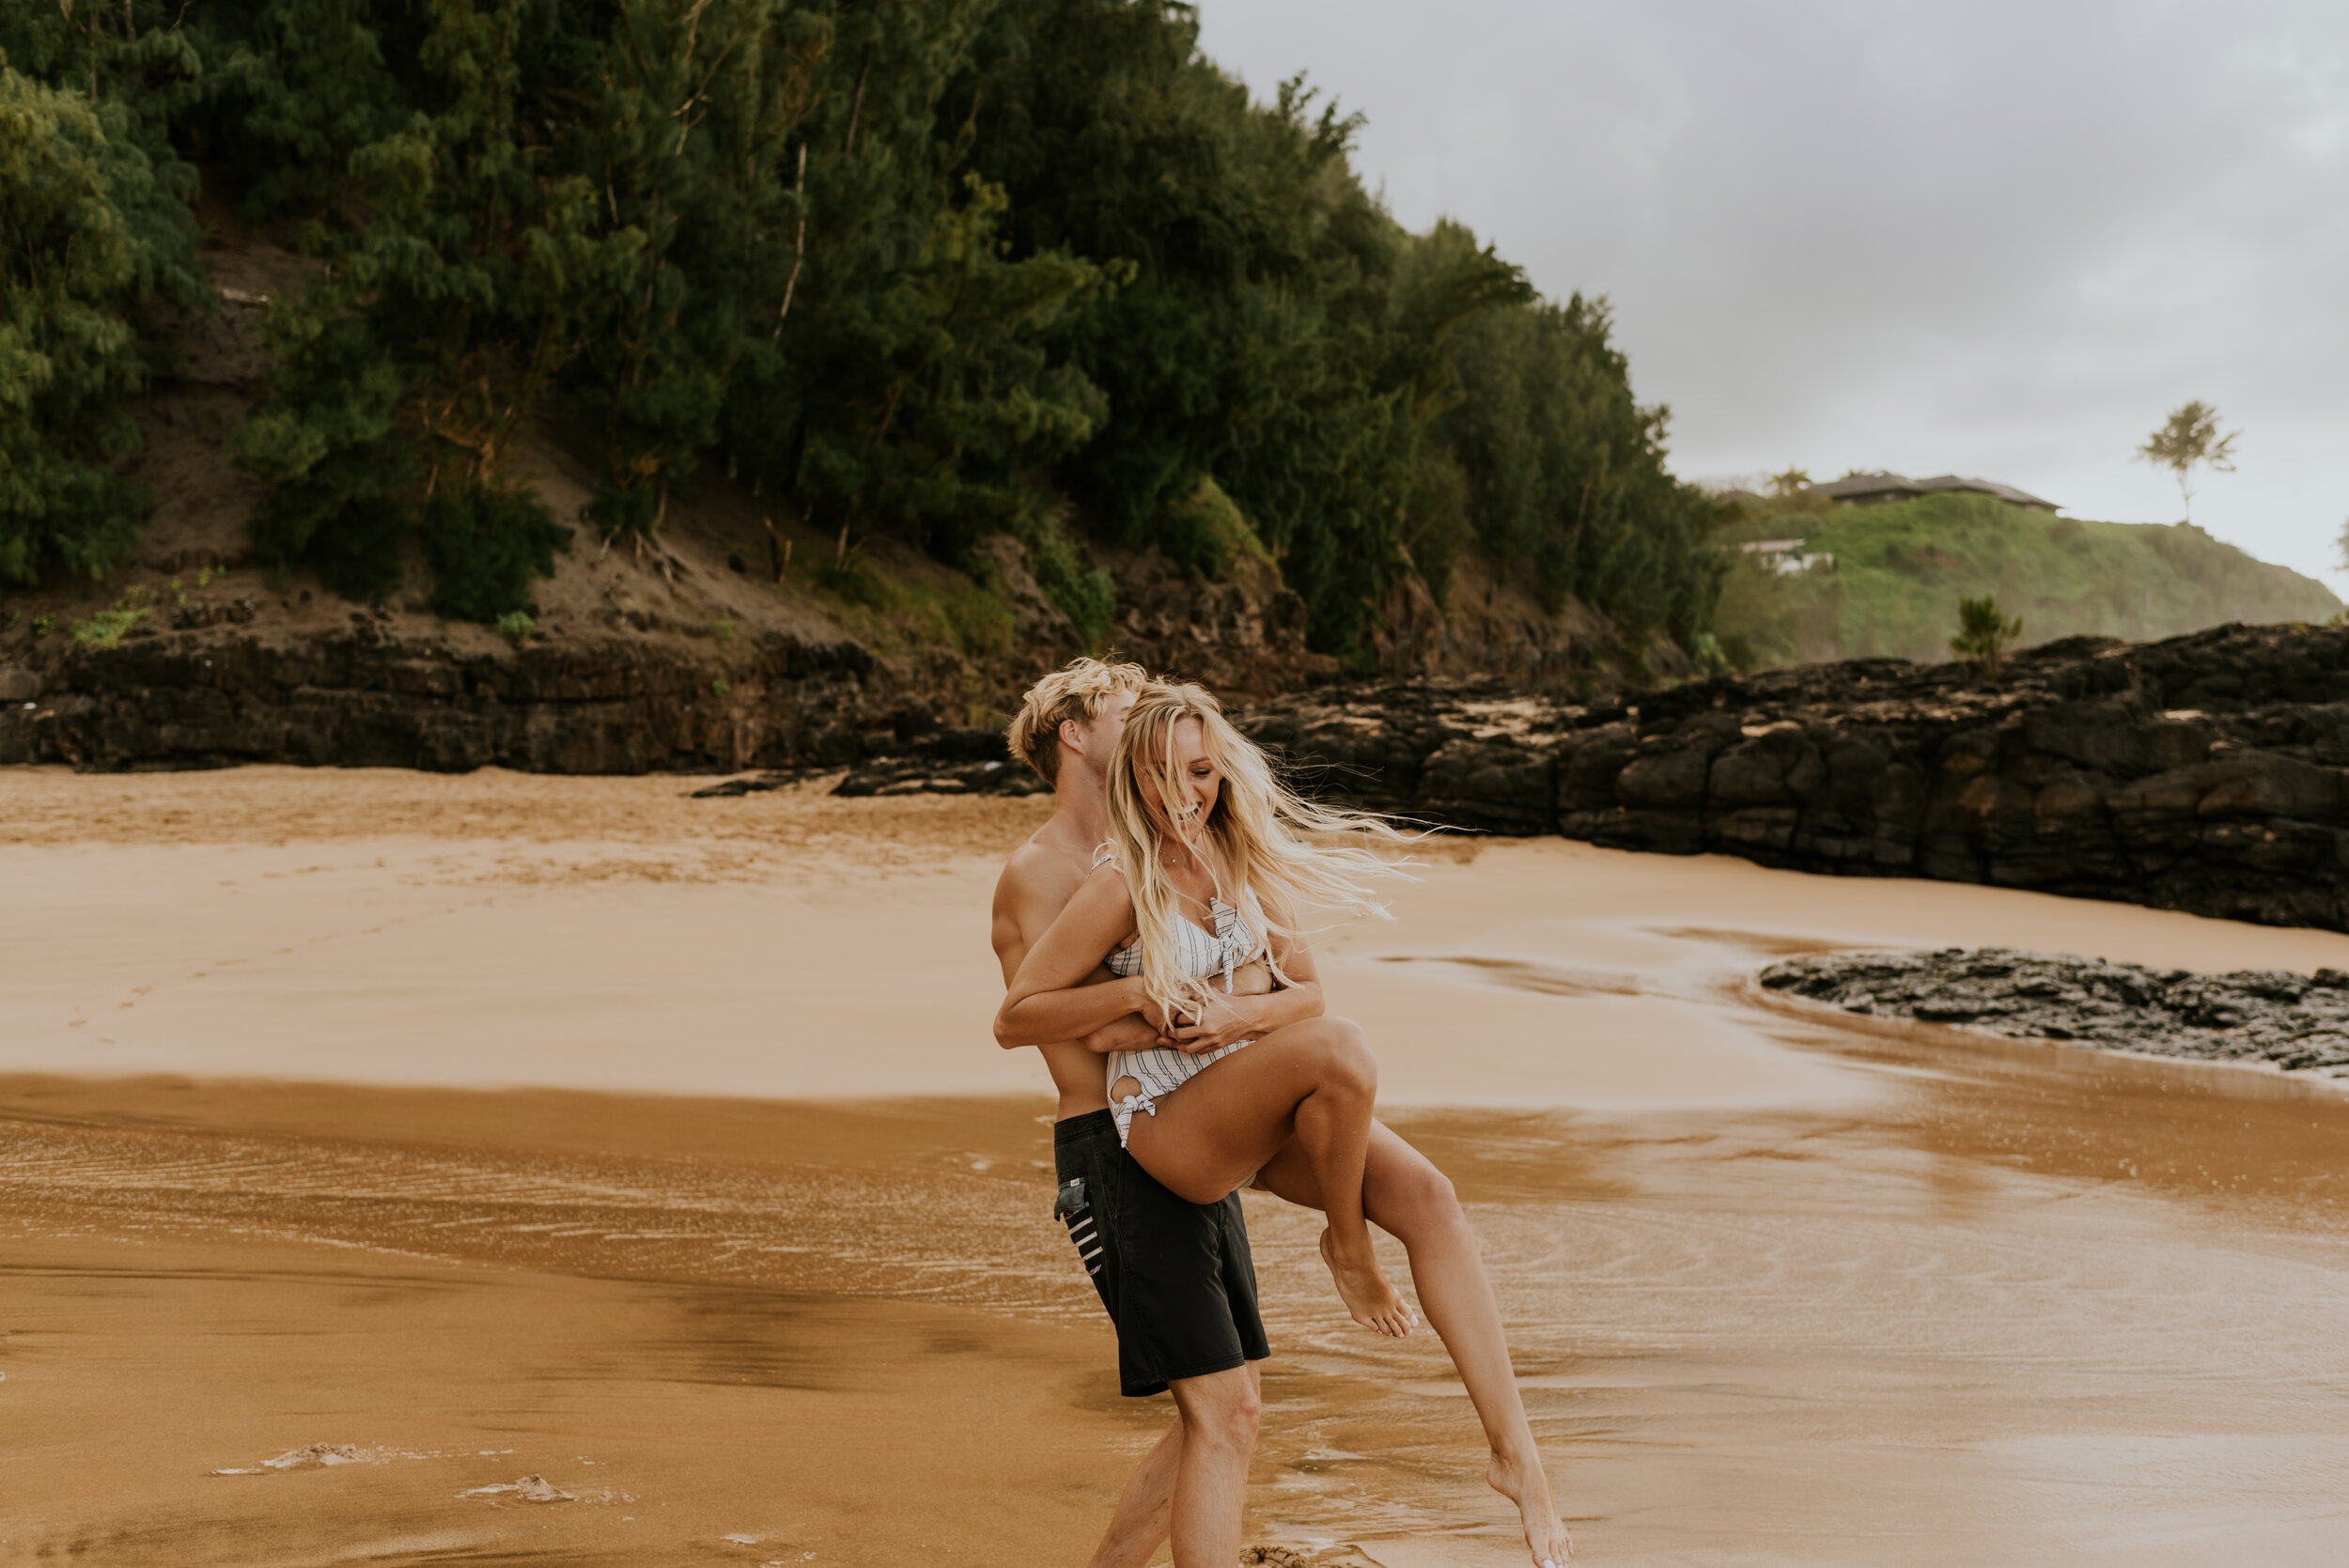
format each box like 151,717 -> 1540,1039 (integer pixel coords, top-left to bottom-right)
2137,400 -> 2238,523
235,0 -> 617,610
0,57 -> 203,589
1950,593 -> 2023,676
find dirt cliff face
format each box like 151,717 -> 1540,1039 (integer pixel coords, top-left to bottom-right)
0,526 -> 1335,775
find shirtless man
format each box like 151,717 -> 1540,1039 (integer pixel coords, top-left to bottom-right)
991,657 -> 1574,1568
990,657 -> 1308,1568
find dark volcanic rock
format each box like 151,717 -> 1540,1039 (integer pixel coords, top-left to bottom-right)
0,629 -> 931,773
1758,948 -> 2349,1077
1233,625 -> 2349,933
694,725 -> 1049,799
832,726 -> 1048,799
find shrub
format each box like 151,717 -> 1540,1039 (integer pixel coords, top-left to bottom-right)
71,607 -> 148,645
422,483 -> 570,624
1950,593 -> 2024,675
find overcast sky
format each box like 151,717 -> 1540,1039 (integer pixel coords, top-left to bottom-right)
1193,0 -> 2349,589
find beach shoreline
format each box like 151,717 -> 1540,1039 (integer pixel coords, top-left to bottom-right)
8,768 -> 2349,1563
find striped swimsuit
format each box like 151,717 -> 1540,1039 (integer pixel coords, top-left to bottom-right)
1105,896 -> 1258,1147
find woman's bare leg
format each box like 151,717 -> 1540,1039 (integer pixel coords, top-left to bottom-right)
1119,1017 -> 1413,1336
1255,1119 -> 1574,1565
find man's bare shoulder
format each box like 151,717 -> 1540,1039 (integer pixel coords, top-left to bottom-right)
992,835 -> 1093,951
995,835 -> 1087,911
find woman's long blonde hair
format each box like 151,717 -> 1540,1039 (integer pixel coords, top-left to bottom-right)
1105,682 -> 1417,1021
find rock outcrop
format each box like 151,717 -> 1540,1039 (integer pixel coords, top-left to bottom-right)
1759,948 -> 2349,1077
1234,624 -> 2349,933
1,622 -> 931,774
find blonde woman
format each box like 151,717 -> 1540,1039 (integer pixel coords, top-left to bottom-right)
999,683 -> 1575,1566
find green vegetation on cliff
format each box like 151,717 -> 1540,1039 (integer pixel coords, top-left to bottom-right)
1716,491 -> 2341,668
0,51 -> 204,586
0,0 -> 1718,663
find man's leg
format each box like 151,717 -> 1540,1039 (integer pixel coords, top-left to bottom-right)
1255,1119 -> 1573,1565
1164,1363 -> 1261,1568
1058,1110 -> 1184,1567
1085,1415 -> 1183,1568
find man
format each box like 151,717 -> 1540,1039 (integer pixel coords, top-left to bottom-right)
989,657 -> 1316,1568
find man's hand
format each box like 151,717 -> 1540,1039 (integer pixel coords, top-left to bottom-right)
1081,1012 -> 1171,1055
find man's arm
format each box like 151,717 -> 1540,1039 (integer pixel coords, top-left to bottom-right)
988,846 -> 1274,1055
998,869 -> 1163,1047
990,847 -> 1158,1051
1075,961 -> 1273,1053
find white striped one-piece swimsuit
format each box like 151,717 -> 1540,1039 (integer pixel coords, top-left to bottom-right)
1105,897 -> 1257,1146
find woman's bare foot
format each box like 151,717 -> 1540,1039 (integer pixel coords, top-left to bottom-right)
1487,1449 -> 1573,1565
1318,1228 -> 1416,1337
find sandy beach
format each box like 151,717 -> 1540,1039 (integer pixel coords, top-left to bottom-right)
7,765 -> 2349,1564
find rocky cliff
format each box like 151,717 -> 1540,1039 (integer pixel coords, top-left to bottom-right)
1231,624 -> 2349,934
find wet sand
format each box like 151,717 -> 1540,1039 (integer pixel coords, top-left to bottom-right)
6,766 -> 2349,1563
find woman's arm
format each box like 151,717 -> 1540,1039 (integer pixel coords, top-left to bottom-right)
995,868 -> 1154,1048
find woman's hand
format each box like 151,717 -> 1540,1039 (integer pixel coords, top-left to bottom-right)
1165,988 -> 1260,1054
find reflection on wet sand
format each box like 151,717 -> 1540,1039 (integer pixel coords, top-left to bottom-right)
5,769 -> 2349,1563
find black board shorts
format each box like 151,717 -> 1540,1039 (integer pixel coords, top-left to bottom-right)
1051,1109 -> 1270,1398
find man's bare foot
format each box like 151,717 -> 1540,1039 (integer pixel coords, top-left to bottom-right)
1487,1449 -> 1573,1565
1318,1228 -> 1416,1337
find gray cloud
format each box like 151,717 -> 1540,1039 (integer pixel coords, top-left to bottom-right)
1195,0 -> 2349,583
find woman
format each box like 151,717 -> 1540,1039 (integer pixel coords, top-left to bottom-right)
999,683 -> 1576,1566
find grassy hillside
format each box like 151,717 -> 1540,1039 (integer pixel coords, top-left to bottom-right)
1715,492 -> 2341,668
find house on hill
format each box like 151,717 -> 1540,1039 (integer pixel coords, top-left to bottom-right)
1810,472 -> 2060,512
1735,538 -> 1836,575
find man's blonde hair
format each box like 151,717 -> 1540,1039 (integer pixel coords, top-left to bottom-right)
1006,656 -> 1152,784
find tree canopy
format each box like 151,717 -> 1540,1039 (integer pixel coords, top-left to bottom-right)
1,0 -> 1720,658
